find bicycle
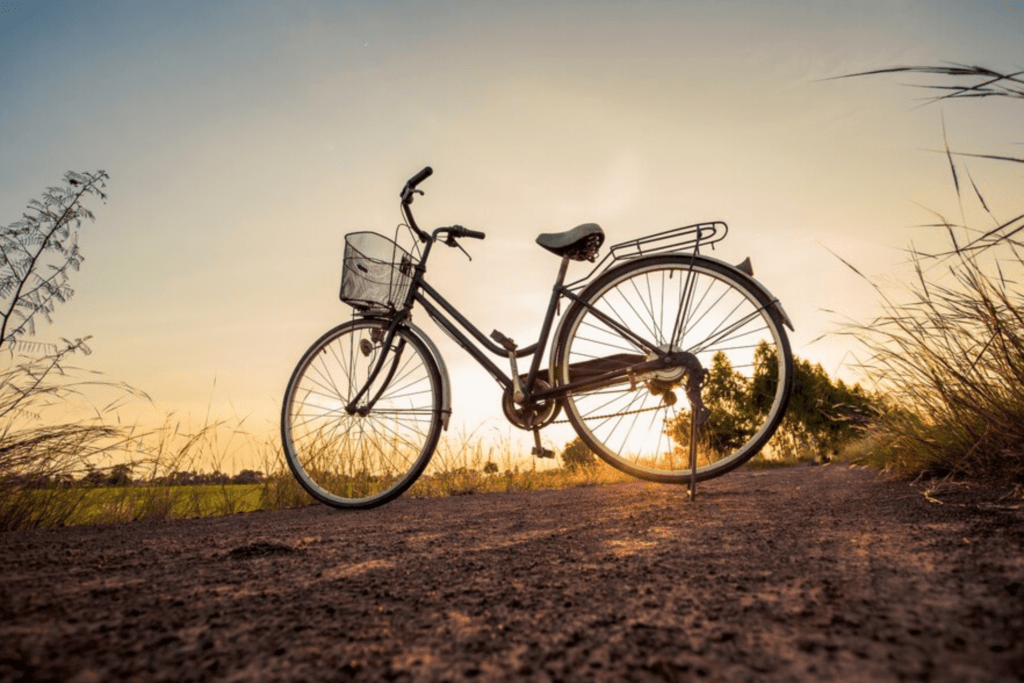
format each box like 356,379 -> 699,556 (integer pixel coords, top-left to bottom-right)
281,167 -> 794,509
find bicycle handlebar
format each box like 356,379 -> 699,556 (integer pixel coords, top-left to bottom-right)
449,225 -> 486,240
400,166 -> 434,241
401,166 -> 433,204
400,167 -> 487,244
408,165 -> 433,186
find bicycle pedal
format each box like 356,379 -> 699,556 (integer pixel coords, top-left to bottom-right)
490,329 -> 518,352
532,447 -> 555,459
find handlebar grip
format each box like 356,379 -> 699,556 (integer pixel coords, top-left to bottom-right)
457,227 -> 486,240
408,166 -> 433,188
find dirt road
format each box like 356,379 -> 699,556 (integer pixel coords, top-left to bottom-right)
2,463 -> 1022,682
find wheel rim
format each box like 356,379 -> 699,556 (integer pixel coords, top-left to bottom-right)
559,260 -> 790,479
283,321 -> 441,506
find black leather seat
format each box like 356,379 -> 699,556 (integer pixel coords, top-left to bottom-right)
535,223 -> 605,261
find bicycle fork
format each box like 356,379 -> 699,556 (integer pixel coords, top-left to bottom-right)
344,322 -> 407,417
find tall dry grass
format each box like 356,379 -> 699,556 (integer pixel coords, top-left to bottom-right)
0,340 -> 148,529
412,428 -> 631,498
840,235 -> 1024,481
1,414 -> 315,530
0,340 -> 316,530
836,63 -> 1024,483
0,364 -> 635,530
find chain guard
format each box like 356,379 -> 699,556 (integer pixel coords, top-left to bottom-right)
502,379 -> 560,430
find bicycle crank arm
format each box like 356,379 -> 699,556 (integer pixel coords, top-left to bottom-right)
531,429 -> 555,458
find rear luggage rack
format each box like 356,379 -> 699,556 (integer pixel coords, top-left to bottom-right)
567,221 -> 728,290
608,221 -> 727,260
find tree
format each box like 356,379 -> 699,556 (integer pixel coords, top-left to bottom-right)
697,351 -> 760,454
561,437 -> 598,471
106,463 -> 133,487
666,343 -> 875,462
232,469 -> 266,484
770,356 -> 874,460
0,170 -> 109,348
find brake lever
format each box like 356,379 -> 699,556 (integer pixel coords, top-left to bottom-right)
401,188 -> 424,205
445,235 -> 472,261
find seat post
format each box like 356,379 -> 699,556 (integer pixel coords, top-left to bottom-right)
523,256 -> 572,395
554,255 -> 571,289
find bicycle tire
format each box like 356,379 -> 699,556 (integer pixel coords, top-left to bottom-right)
553,254 -> 793,483
281,319 -> 444,509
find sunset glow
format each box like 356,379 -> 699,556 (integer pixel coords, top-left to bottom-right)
1,0 -> 1021,453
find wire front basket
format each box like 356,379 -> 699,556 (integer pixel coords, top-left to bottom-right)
340,232 -> 416,315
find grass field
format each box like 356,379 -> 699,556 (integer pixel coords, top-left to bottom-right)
0,480 -> 304,530
68,483 -> 269,524
0,443 -> 830,531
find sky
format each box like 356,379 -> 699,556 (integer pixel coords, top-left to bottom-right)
1,0 -> 1022,459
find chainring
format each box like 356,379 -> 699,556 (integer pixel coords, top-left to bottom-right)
501,378 -> 560,430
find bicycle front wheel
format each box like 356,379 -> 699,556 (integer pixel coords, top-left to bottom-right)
281,319 -> 444,509
554,255 -> 793,483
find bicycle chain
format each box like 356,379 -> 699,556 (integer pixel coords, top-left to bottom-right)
550,403 -> 669,424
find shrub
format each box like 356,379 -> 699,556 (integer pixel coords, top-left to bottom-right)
561,437 -> 598,471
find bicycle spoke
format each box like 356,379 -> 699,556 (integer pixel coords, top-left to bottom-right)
670,258 -> 700,349
282,320 -> 443,509
688,307 -> 767,356
576,320 -> 644,353
559,257 -> 791,484
678,282 -> 730,345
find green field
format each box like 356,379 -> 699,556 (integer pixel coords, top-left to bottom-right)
1,448 -> 832,531
0,480 -> 315,530
1,456 -> 661,530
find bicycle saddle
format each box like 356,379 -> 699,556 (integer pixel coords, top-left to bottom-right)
536,223 -> 605,262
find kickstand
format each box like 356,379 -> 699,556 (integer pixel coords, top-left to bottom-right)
688,411 -> 698,501
684,368 -> 709,502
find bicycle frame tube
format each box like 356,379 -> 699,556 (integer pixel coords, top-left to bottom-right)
523,256 -> 569,392
410,269 -> 668,404
557,287 -> 667,357
409,250 -> 588,401
414,285 -> 515,389
416,281 -> 530,358
366,200 -> 671,409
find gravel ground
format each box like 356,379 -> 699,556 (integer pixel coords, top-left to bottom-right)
2,462 -> 1023,682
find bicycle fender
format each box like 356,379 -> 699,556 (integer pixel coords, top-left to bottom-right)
564,254 -> 794,333
691,254 -> 795,331
403,321 -> 453,430
548,252 -> 795,384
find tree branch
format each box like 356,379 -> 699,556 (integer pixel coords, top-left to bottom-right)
0,171 -> 106,347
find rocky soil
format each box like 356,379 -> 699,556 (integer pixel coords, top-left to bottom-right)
2,463 -> 1023,682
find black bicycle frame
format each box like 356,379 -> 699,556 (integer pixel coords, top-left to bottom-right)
344,199 -> 691,415
412,271 -> 556,400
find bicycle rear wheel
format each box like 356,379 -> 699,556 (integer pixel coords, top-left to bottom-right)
554,255 -> 793,483
281,319 -> 443,509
